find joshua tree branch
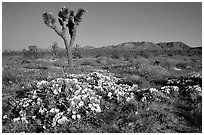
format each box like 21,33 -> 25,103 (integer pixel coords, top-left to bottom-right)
50,25 -> 63,37
61,22 -> 67,36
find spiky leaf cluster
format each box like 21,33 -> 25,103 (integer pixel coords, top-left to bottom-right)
70,10 -> 75,18
67,21 -> 75,37
42,12 -> 56,26
74,8 -> 87,25
66,10 -> 75,28
58,7 -> 70,21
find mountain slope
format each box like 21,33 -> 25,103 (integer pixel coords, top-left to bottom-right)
157,42 -> 191,50
116,41 -> 162,50
113,41 -> 191,50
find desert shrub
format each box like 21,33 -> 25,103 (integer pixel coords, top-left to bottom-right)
21,57 -> 31,64
166,76 -> 202,131
2,70 -> 21,86
113,58 -> 128,65
50,42 -> 59,56
81,58 -> 98,66
96,57 -> 108,65
23,62 -> 48,70
131,57 -> 151,67
70,66 -> 95,75
3,56 -> 25,66
160,61 -> 172,69
116,75 -> 150,89
81,61 -> 92,66
7,56 -> 22,64
73,45 -> 82,59
159,58 -> 183,69
176,62 -> 188,69
95,57 -> 118,66
138,65 -> 170,81
24,45 -> 39,59
51,60 -> 66,67
150,78 -> 169,88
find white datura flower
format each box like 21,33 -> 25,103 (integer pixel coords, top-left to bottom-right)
19,110 -> 26,117
13,117 -> 20,123
107,92 -> 112,98
72,114 -> 76,120
76,114 -> 81,119
37,80 -> 48,88
3,115 -> 8,119
78,101 -> 84,107
57,116 -> 68,124
50,108 -> 60,113
53,89 -> 59,95
39,108 -> 47,114
52,112 -> 64,127
32,90 -> 37,99
21,116 -> 28,124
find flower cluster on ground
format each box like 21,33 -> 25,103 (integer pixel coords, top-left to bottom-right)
2,70 -> 202,133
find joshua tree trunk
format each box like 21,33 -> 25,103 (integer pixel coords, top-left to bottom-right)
62,37 -> 71,68
67,25 -> 77,70
61,26 -> 77,71
68,38 -> 74,69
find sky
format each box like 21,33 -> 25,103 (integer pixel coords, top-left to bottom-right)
2,2 -> 202,51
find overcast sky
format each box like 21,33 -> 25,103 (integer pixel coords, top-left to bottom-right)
2,2 -> 202,51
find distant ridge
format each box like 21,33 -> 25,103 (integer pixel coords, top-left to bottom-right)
72,41 -> 193,51
109,41 -> 191,50
116,41 -> 162,50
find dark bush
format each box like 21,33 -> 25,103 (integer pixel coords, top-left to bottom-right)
176,62 -> 188,69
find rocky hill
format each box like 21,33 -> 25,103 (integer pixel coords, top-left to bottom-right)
157,41 -> 191,50
116,41 -> 162,50
115,41 -> 191,50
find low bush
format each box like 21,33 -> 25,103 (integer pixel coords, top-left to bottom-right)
2,70 -> 21,86
176,62 -> 189,69
131,57 -> 151,67
23,62 -> 49,70
80,58 -> 98,66
138,65 -> 170,81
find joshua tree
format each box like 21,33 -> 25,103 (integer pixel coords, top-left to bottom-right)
51,42 -> 59,56
42,6 -> 86,70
